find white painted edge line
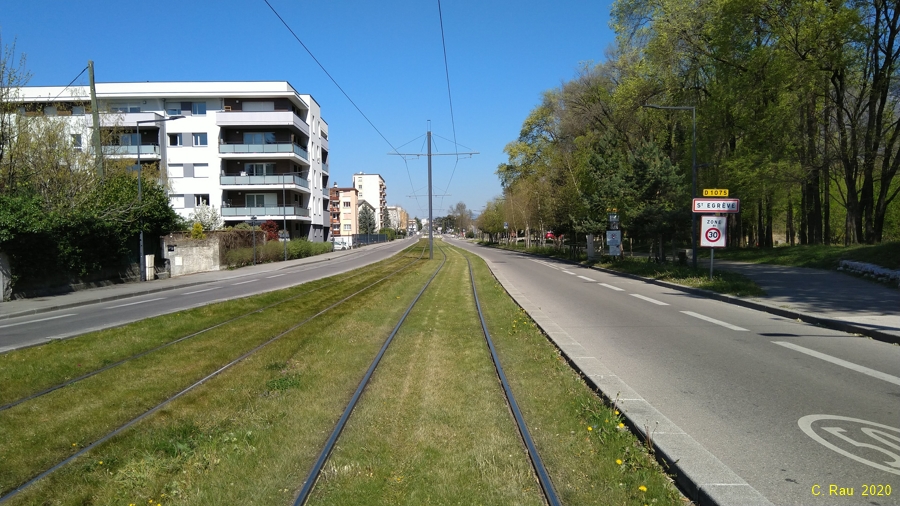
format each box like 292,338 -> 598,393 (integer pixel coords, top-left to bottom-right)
774,341 -> 900,387
599,283 -> 625,291
231,279 -> 258,286
183,287 -> 218,295
106,297 -> 166,309
266,274 -> 286,278
562,270 -> 576,275
577,275 -> 596,282
681,311 -> 748,331
0,314 -> 77,329
630,293 -> 669,306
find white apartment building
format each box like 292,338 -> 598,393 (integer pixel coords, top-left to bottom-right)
385,205 -> 408,231
16,81 -> 331,241
351,173 -> 388,230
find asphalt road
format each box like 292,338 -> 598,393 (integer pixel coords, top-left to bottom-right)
0,239 -> 416,352
451,238 -> 900,506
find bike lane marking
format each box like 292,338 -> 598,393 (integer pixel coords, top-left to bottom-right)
774,341 -> 900,387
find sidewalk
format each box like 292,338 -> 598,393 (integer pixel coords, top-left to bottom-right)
707,260 -> 900,343
0,244 -> 379,321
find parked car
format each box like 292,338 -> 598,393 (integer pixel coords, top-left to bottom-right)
545,231 -> 556,240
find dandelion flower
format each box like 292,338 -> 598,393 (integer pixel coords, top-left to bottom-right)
616,459 -> 623,465
618,422 -> 625,428
615,410 -> 620,415
587,426 -> 593,431
99,461 -> 103,465
639,485 -> 647,492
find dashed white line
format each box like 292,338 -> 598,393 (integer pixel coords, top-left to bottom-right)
630,294 -> 669,306
232,279 -> 258,286
577,275 -> 596,282
680,311 -> 748,331
183,287 -> 218,295
599,283 -> 625,291
266,274 -> 286,279
106,298 -> 166,309
774,341 -> 900,386
562,270 -> 576,275
0,314 -> 77,329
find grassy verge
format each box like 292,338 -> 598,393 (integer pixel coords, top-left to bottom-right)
713,241 -> 900,270
3,242 -> 682,505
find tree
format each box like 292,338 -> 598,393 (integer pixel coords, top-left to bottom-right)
189,204 -> 223,231
359,205 -> 376,234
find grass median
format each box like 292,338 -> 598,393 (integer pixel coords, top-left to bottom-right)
2,241 -> 682,505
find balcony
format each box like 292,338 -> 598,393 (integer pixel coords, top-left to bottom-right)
221,206 -> 311,220
220,174 -> 309,189
101,145 -> 160,157
219,142 -> 309,163
87,112 -> 166,128
322,162 -> 329,174
216,110 -> 310,136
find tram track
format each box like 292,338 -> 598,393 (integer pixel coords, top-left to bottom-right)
0,245 -> 427,502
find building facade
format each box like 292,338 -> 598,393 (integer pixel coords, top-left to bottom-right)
328,184 -> 359,236
385,205 -> 409,232
17,81 -> 331,241
351,173 -> 388,230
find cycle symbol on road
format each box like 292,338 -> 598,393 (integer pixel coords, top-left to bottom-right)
705,229 -> 720,242
799,415 -> 900,475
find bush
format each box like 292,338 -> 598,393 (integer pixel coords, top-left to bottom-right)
224,238 -> 333,268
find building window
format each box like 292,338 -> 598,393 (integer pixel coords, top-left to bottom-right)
120,133 -> 139,146
168,164 -> 184,178
342,201 -> 351,208
243,132 -> 276,145
244,163 -> 275,176
243,101 -> 274,112
110,103 -> 140,113
170,194 -> 185,208
71,134 -> 82,150
72,106 -> 85,116
192,133 -> 208,146
168,133 -> 183,146
166,105 -> 181,116
194,194 -> 210,207
194,163 -> 209,178
246,194 -> 266,207
191,102 -> 207,115
343,224 -> 352,231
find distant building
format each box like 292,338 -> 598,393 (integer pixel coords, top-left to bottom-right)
386,205 -> 409,231
351,173 -> 388,230
329,183 -> 359,236
16,81 -> 331,241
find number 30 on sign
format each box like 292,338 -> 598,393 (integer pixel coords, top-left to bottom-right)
701,216 -> 727,248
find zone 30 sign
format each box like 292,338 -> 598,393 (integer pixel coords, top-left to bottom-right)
701,216 -> 727,248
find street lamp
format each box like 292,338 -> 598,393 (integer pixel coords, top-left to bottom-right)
642,104 -> 697,269
136,115 -> 183,281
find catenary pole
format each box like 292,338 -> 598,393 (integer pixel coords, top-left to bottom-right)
88,61 -> 103,179
427,127 -> 433,259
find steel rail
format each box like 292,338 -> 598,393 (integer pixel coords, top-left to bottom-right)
464,251 -> 561,506
0,246 -> 427,503
292,247 -> 448,505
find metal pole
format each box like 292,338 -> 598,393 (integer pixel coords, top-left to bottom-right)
709,247 -> 714,280
252,215 -> 257,265
283,176 -> 288,261
691,107 -> 698,269
137,123 -> 144,282
427,126 -> 433,259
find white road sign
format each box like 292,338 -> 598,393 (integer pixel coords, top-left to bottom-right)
693,198 -> 740,213
701,216 -> 727,248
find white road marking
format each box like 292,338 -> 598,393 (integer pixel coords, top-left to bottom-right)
775,342 -> 900,386
599,283 -> 625,291
577,275 -> 596,282
530,259 -> 560,270
183,287 -> 218,295
106,298 -> 165,309
680,311 -> 748,331
232,279 -> 258,286
0,314 -> 77,329
630,294 -> 669,306
562,270 -> 576,275
266,274 -> 286,279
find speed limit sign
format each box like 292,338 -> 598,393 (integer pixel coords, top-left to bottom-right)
701,216 -> 727,247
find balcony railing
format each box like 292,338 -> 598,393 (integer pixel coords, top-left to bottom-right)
322,162 -> 329,173
219,142 -> 309,160
220,174 -> 309,188
101,145 -> 160,156
221,206 -> 310,218
216,110 -> 310,136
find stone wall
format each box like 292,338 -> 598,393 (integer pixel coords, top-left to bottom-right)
161,235 -> 222,277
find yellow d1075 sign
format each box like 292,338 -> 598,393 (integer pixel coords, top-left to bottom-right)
703,188 -> 729,197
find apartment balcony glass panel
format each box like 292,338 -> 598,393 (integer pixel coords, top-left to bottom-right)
219,143 -> 309,160
220,174 -> 309,188
101,145 -> 160,156
221,206 -> 310,218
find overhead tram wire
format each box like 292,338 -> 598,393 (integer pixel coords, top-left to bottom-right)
262,0 -> 423,212
50,66 -> 89,103
437,0 -> 461,211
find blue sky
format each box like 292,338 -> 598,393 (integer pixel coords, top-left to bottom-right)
2,0 -> 616,219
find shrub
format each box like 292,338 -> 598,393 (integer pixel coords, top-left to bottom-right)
190,222 -> 206,239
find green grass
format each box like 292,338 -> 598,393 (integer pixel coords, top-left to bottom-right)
713,241 -> 900,270
1,242 -> 682,505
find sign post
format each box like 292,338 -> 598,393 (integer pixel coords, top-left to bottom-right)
700,216 -> 727,279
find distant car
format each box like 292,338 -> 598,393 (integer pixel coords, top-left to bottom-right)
545,231 -> 556,240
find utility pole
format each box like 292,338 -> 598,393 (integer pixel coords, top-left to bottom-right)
390,122 -> 478,259
88,61 -> 103,179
